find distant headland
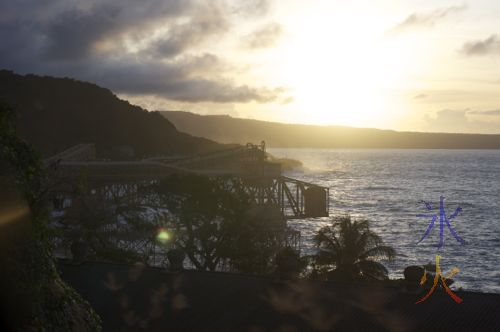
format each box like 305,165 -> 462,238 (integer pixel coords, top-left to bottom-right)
162,111 -> 500,149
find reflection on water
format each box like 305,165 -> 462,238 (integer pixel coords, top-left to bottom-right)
269,148 -> 500,293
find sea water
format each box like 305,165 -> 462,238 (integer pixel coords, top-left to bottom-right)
268,148 -> 500,293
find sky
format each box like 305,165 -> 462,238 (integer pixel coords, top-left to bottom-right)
2,0 -> 500,133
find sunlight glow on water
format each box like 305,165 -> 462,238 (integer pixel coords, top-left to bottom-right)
269,148 -> 500,293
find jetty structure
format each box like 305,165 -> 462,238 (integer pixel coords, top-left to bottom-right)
45,142 -> 329,219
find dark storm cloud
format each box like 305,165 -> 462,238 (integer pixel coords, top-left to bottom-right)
1,0 -> 190,62
461,35 -> 500,56
62,54 -> 282,103
243,22 -> 283,49
147,6 -> 230,59
42,7 -> 120,60
389,5 -> 466,33
158,80 -> 283,103
0,0 -> 284,104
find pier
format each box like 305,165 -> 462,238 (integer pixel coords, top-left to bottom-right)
46,142 -> 329,219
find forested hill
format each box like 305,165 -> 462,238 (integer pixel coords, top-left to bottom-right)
162,111 -> 500,149
0,70 -> 222,159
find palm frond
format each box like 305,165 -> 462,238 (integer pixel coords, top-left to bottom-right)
355,260 -> 389,279
360,245 -> 396,261
313,214 -> 396,281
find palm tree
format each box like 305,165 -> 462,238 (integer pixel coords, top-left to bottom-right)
312,215 -> 395,281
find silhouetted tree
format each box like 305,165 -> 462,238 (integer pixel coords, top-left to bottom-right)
156,174 -> 291,274
58,189 -> 155,263
222,205 -> 293,274
155,175 -> 247,271
311,215 -> 395,281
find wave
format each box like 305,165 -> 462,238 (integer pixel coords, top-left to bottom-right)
363,185 -> 401,191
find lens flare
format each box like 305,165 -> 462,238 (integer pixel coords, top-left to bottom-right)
156,228 -> 170,244
0,205 -> 30,227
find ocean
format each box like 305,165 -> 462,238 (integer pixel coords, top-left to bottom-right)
268,148 -> 500,293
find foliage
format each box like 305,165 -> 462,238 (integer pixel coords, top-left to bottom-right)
222,206 -> 293,274
156,174 -> 247,271
155,174 -> 291,274
0,100 -> 46,234
58,187 -> 158,264
311,215 -> 395,281
0,100 -> 102,331
275,246 -> 307,278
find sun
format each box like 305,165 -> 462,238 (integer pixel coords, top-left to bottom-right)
272,5 -> 414,128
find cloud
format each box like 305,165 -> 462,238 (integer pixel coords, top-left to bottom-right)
243,22 -> 283,49
389,5 -> 466,34
461,35 -> 500,56
146,3 -> 230,59
414,93 -> 428,99
424,109 -> 500,133
57,53 -> 282,103
232,0 -> 272,18
157,80 -> 283,103
42,0 -> 191,60
0,0 -> 285,104
280,96 -> 294,104
467,109 -> 500,116
42,7 -> 122,60
0,0 -> 194,65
